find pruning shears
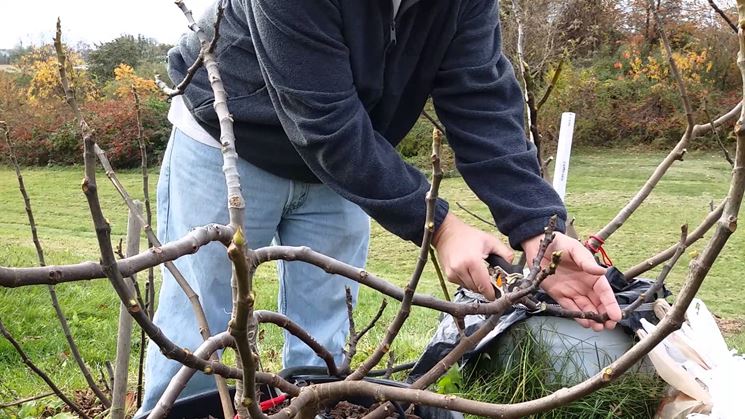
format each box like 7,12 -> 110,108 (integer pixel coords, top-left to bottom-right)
485,254 -> 546,313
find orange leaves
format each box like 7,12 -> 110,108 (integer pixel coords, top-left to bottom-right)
111,64 -> 157,98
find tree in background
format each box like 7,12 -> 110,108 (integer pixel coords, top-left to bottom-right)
88,35 -> 171,83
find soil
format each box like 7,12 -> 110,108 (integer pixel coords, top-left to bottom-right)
714,316 -> 745,337
321,401 -> 422,419
59,389 -> 108,418
266,399 -> 423,419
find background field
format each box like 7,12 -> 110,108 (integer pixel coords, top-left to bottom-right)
0,149 -> 743,408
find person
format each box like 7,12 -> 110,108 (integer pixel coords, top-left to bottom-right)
140,0 -> 623,411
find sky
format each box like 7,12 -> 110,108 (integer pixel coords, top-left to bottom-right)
0,0 -> 215,50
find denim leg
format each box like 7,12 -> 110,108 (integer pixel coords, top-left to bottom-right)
140,129 -> 289,412
276,183 -> 371,368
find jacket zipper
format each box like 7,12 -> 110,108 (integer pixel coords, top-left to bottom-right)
388,0 -> 422,49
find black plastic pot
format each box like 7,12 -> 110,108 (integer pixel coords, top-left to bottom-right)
135,366 -> 464,419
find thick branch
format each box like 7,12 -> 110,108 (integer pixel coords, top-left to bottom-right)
54,23 -> 245,387
0,224 -> 233,287
255,310 -> 339,376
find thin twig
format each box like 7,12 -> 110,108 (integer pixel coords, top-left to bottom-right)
510,0 -> 532,143
623,225 -> 688,318
536,56 -> 565,111
429,247 -> 451,302
625,199 -> 725,279
708,0 -> 738,33
0,392 -> 55,409
0,317 -> 90,419
341,292 -> 388,373
421,109 -> 445,135
1,122 -> 110,408
455,202 -> 497,228
347,127 -> 445,381
155,51 -> 204,97
703,99 -> 735,167
131,86 -> 156,321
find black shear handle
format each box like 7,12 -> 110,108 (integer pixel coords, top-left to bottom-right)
485,254 -> 522,275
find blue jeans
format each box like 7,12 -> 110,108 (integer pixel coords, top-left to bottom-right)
140,128 -> 370,412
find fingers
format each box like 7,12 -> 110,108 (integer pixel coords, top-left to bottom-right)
442,253 -> 496,300
556,297 -> 591,328
574,295 -> 604,332
568,240 -> 607,276
467,264 -> 496,300
594,275 -> 622,323
484,234 -> 514,264
587,289 -> 617,330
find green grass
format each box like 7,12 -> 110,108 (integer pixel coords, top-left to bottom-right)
0,149 -> 744,415
460,323 -> 666,418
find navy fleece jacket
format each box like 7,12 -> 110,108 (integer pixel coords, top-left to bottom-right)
167,0 -> 567,247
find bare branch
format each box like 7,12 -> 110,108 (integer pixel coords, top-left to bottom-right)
93,137 -> 233,411
455,201 -> 497,228
111,203 -> 143,419
255,310 -> 339,376
0,224 -> 233,287
0,317 -> 89,419
536,56 -> 565,111
703,99 -> 735,167
625,199 -> 725,279
148,332 -> 300,419
341,294 -> 388,374
347,127 -> 445,380
1,122 -> 110,407
54,23 -> 245,388
421,109 -> 445,135
429,248 -> 451,302
155,53 -> 204,97
623,225 -> 688,318
588,6 -> 742,248
708,0 -> 738,33
0,392 -> 55,409
510,0 -> 532,143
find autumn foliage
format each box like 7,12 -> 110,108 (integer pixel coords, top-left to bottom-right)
0,48 -> 170,168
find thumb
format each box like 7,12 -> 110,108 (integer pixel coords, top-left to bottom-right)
483,234 -> 514,264
571,241 -> 607,275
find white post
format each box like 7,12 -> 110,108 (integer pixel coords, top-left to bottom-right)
552,112 -> 576,202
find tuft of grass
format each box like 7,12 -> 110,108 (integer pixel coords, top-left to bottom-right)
460,323 -> 666,419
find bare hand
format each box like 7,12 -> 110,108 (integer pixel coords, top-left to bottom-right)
522,232 -> 622,331
432,213 -> 513,300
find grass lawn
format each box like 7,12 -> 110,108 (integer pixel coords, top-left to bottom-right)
0,149 -> 743,412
